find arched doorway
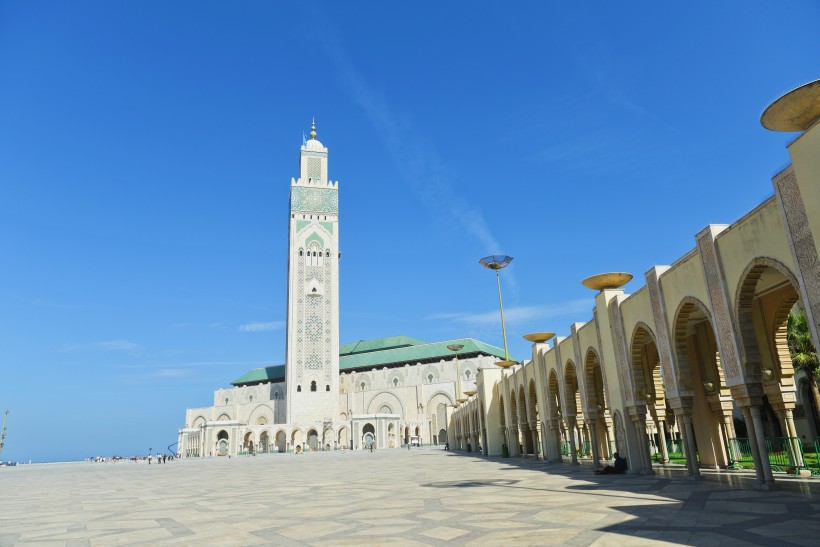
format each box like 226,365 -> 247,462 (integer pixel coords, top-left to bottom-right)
275,430 -> 286,453
260,431 -> 270,453
243,432 -> 254,454
216,430 -> 229,456
672,298 -> 730,471
362,423 -> 376,449
338,426 -> 350,449
292,429 -> 303,453
307,429 -> 319,451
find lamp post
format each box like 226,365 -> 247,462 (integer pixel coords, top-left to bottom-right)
479,255 -> 516,368
447,343 -> 466,403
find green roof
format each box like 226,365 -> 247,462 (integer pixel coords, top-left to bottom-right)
339,335 -> 426,356
340,338 -> 509,370
232,365 -> 285,386
231,336 -> 512,386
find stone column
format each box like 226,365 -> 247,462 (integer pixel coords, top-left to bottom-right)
750,406 -> 775,485
590,416 -> 601,469
632,413 -> 654,474
657,419 -> 670,463
567,416 -> 579,464
530,422 -> 539,458
679,413 -> 700,478
742,406 -> 768,486
606,422 -> 615,459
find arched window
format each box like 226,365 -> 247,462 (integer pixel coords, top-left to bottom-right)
427,374 -> 434,383
273,392 -> 280,400
297,385 -> 302,392
299,249 -> 303,257
326,384 -> 330,391
326,250 -> 330,257
311,381 -> 317,392
465,370 -> 471,379
393,378 -> 399,387
225,397 -> 229,405
249,395 -> 254,402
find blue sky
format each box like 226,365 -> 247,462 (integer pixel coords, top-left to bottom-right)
1,1 -> 818,462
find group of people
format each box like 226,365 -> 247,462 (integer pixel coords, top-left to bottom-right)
86,453 -> 180,464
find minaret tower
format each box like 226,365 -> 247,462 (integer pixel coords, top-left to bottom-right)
285,121 -> 340,426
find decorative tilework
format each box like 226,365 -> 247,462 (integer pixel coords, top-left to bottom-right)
696,228 -> 741,379
775,169 -> 820,347
291,186 -> 338,213
645,267 -> 678,396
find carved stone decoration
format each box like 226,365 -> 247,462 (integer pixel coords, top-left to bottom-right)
592,309 -> 612,407
645,266 -> 679,398
606,295 -> 634,404
696,226 -> 743,380
774,167 -> 820,349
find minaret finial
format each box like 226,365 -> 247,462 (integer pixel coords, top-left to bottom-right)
310,118 -> 317,140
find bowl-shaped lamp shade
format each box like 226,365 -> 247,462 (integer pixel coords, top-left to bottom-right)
479,255 -> 514,270
582,272 -> 633,291
495,360 -> 517,368
523,332 -> 555,343
761,79 -> 820,132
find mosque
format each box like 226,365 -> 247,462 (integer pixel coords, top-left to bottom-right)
178,123 -> 508,456
181,80 -> 820,491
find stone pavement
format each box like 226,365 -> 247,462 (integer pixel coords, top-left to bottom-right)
2,448 -> 820,546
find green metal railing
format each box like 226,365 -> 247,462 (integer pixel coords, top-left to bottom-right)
560,441 -> 570,456
727,437 -> 809,475
809,440 -> 820,476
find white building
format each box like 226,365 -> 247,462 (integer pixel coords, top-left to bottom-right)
179,125 -> 507,456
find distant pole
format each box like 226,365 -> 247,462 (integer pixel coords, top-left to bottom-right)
0,410 -> 8,456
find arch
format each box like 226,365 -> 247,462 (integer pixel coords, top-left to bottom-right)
499,394 -> 507,427
630,323 -> 660,401
583,348 -> 606,411
216,430 -> 229,456
672,296 -> 714,392
247,404 -> 275,427
338,426 -> 350,448
306,428 -> 319,451
275,429 -> 287,453
547,369 -> 562,419
259,430 -> 270,452
563,361 -> 579,415
366,391 -> 404,416
216,413 -> 231,422
735,257 -> 804,380
191,415 -> 206,429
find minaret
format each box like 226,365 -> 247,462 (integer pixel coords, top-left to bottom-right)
285,121 -> 340,425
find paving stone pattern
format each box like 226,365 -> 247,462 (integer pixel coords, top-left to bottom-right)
2,448 -> 820,546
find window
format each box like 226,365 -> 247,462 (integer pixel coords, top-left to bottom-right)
225,397 -> 229,405
311,381 -> 317,392
326,384 -> 330,391
427,374 -> 433,383
297,385 -> 302,392
393,378 -> 399,387
249,395 -> 254,402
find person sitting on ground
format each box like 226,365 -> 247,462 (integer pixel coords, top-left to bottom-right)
594,452 -> 628,475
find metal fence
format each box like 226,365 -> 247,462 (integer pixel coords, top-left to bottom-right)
727,437 -> 809,475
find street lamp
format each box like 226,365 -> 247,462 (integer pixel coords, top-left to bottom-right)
479,255 -> 516,368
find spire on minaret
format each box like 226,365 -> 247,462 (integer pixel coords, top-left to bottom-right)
310,118 -> 317,140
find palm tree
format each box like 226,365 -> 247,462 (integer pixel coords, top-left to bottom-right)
788,306 -> 820,431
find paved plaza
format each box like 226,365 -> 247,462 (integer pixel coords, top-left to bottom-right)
2,449 -> 820,546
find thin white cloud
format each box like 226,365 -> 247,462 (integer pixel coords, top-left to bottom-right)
59,340 -> 143,353
238,321 -> 285,333
429,300 -> 592,327
310,8 -> 508,265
